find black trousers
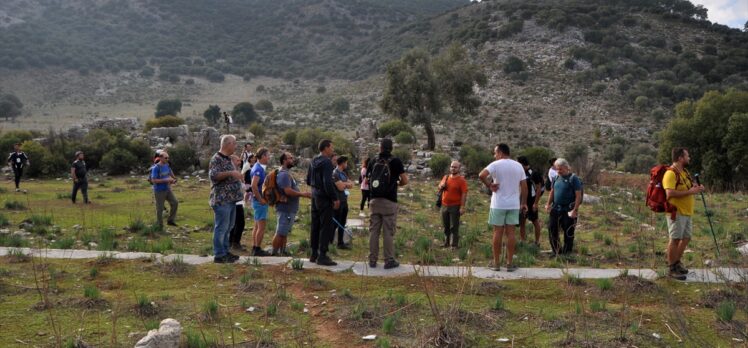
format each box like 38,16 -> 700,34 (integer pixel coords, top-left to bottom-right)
548,209 -> 577,254
360,189 -> 370,210
333,201 -> 349,246
441,205 -> 460,247
310,195 -> 334,257
229,204 -> 245,246
13,168 -> 22,188
72,180 -> 89,203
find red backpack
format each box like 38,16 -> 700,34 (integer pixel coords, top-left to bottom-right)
646,165 -> 682,219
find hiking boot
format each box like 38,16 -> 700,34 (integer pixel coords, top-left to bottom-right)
674,261 -> 689,275
442,236 -> 450,248
506,264 -> 518,272
669,269 -> 687,281
214,255 -> 235,264
488,262 -> 501,271
316,255 -> 337,266
383,260 -> 400,269
337,243 -> 351,250
227,253 -> 240,262
309,254 -> 318,263
369,260 -> 377,268
251,247 -> 269,257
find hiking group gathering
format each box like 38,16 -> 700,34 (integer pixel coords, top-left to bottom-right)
7,137 -> 706,280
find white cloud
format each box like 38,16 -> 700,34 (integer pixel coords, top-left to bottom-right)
689,0 -> 747,28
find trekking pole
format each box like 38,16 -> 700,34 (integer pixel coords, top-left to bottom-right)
694,174 -> 720,258
332,217 -> 354,240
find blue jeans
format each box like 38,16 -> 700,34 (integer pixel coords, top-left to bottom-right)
212,203 -> 236,258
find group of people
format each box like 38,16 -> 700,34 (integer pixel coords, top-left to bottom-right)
6,136 -> 704,278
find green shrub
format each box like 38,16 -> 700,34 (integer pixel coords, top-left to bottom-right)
0,130 -> 34,155
84,285 -> 101,300
393,131 -> 415,145
0,213 -> 9,227
249,123 -> 265,139
392,148 -> 411,163
204,299 -> 219,320
100,148 -> 138,175
428,153 -> 451,177
255,99 -> 274,112
328,97 -> 350,114
144,115 -> 185,131
596,278 -> 613,291
98,228 -> 118,250
590,300 -> 606,312
716,300 -> 736,322
491,296 -> 505,311
378,119 -> 413,138
518,147 -> 555,173
504,56 -> 525,74
459,144 -> 493,175
51,237 -> 75,249
382,315 -> 397,334
155,99 -> 182,117
282,130 -> 297,145
4,200 -> 25,210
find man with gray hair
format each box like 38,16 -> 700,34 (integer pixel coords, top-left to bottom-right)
544,158 -> 583,255
209,135 -> 244,263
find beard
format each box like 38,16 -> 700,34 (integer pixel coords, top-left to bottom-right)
287,162 -> 295,169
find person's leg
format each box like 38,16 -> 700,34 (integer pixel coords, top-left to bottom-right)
369,199 -> 383,264
272,212 -> 286,254
231,205 -> 245,247
519,213 -> 527,242
310,197 -> 321,260
71,182 -> 79,203
224,204 -> 236,254
318,200 -> 333,259
381,200 -> 398,263
154,191 -> 167,226
666,215 -> 680,266
561,215 -> 577,254
548,210 -> 561,255
14,169 -> 21,189
360,190 -> 368,210
450,205 -> 460,248
212,204 -> 232,258
333,206 -> 343,246
81,181 -> 89,203
338,202 -> 348,246
492,226 -> 503,267
532,215 -> 541,245
675,216 -> 692,263
441,206 -> 451,247
166,190 -> 178,224
505,225 -> 516,266
676,238 -> 690,262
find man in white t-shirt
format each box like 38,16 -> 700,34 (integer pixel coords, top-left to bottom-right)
547,158 -> 558,185
479,143 -> 528,272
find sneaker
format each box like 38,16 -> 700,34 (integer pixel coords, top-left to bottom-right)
506,264 -> 518,272
383,260 -> 400,269
252,247 -> 270,257
669,270 -> 687,281
674,261 -> 689,275
337,244 -> 351,250
214,255 -> 235,264
15,188 -> 20,192
316,256 -> 337,266
167,221 -> 178,227
227,253 -> 240,262
487,262 -> 501,271
368,260 -> 377,268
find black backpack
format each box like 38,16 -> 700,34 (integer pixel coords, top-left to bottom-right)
367,156 -> 393,198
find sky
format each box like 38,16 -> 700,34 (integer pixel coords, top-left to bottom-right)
689,0 -> 748,28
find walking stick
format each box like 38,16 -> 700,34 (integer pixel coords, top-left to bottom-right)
694,173 -> 720,257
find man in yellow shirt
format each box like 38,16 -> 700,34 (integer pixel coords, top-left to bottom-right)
662,147 -> 704,280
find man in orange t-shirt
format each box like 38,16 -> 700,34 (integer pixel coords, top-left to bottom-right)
438,161 -> 468,248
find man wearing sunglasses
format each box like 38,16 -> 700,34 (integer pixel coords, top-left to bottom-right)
151,151 -> 179,228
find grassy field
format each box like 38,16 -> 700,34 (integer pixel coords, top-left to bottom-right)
1,172 -> 746,270
1,173 -> 748,346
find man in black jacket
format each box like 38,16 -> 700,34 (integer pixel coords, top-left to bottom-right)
306,139 -> 340,266
71,151 -> 90,204
7,143 -> 29,192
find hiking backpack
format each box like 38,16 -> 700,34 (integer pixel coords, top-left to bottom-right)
367,156 -> 393,198
262,168 -> 287,206
550,174 -> 584,209
147,164 -> 160,184
646,165 -> 684,218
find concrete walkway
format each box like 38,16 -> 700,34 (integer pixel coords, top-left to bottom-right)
1,247 -> 745,283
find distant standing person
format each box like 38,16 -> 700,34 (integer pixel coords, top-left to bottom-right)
663,148 -> 703,280
306,139 -> 340,266
7,143 -> 29,192
517,156 -> 544,246
438,161 -> 468,249
271,152 -> 312,256
229,155 -> 247,252
209,135 -> 243,263
71,151 -> 90,204
250,148 -> 271,256
151,151 -> 179,227
241,142 -> 254,166
332,155 -> 353,249
546,158 -> 558,192
479,144 -> 527,272
243,154 -> 257,217
359,157 -> 370,212
367,138 -> 408,269
544,158 -> 583,256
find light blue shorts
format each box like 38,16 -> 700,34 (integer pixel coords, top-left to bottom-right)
252,200 -> 268,221
488,209 -> 520,226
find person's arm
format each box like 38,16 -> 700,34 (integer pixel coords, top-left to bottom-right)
322,161 -> 339,202
519,179 -> 528,213
334,172 -> 346,191
478,168 -> 498,192
398,172 -> 408,186
532,183 -> 542,211
666,186 -> 704,199
213,170 -> 241,182
545,187 -> 555,213
251,174 -> 266,204
71,165 -> 77,182
459,180 -> 467,215
283,186 -> 312,198
569,191 -> 583,218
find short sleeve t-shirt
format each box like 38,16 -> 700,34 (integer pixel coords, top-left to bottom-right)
663,169 -> 694,216
484,159 -> 526,210
276,169 -> 300,214
368,154 -> 405,203
72,160 -> 87,181
250,163 -> 266,194
441,175 -> 468,207
8,152 -> 28,170
552,174 -> 583,212
151,164 -> 172,192
526,169 -> 543,200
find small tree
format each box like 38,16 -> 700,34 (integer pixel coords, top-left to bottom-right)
0,94 -> 23,121
249,123 -> 265,139
203,105 -> 221,125
329,98 -> 350,114
503,56 -> 525,74
255,99 -> 274,112
155,99 -> 182,117
429,153 -> 451,177
232,102 -> 258,125
101,148 -> 138,175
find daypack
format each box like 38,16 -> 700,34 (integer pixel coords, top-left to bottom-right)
262,168 -> 287,206
646,165 -> 685,219
551,174 -> 584,210
367,156 -> 393,198
147,164 -> 161,184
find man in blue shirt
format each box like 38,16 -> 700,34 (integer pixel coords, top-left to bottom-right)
151,151 -> 178,227
544,158 -> 583,255
250,147 -> 270,256
272,151 -> 312,256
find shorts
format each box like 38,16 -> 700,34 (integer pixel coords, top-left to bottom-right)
523,208 -> 539,222
489,209 -> 520,226
276,211 -> 296,236
252,200 -> 268,221
667,213 -> 692,239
